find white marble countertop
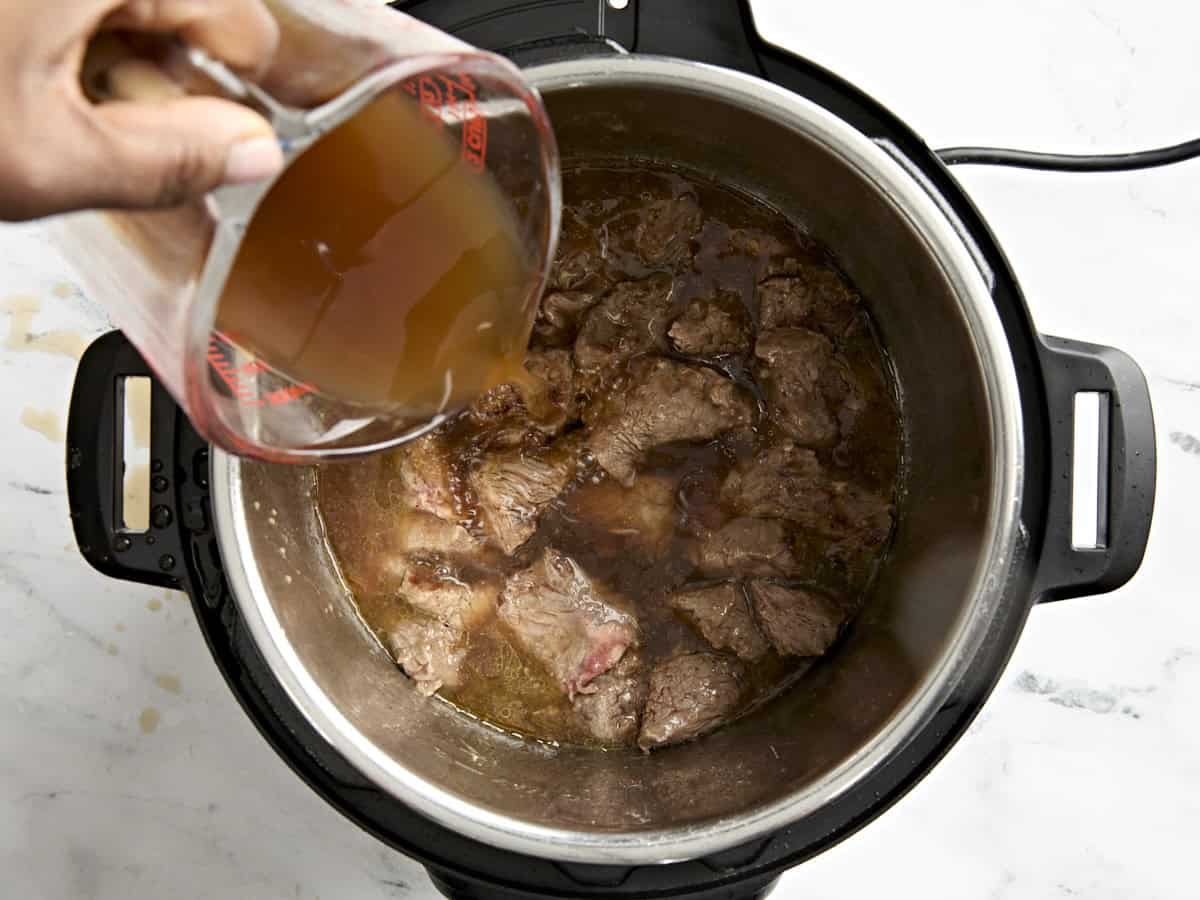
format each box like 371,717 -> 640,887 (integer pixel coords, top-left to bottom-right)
2,1 -> 1197,897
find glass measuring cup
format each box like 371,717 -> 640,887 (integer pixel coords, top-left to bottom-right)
51,0 -> 560,462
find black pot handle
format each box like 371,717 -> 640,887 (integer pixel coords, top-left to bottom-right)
1034,335 -> 1156,602
66,331 -> 190,590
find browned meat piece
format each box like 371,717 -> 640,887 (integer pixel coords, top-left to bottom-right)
574,275 -> 674,375
668,291 -> 751,356
572,652 -> 645,744
395,432 -> 457,521
724,227 -> 823,281
550,209 -> 608,292
499,549 -> 638,698
638,652 -> 743,750
746,581 -> 845,657
534,289 -> 603,348
565,474 -> 679,558
337,509 -> 482,597
524,347 -> 578,426
757,270 -> 859,338
400,558 -> 498,631
668,583 -> 769,662
720,441 -> 893,546
470,442 -> 579,554
635,193 -> 702,267
384,617 -> 467,696
692,517 -> 798,578
584,358 -> 755,486
754,327 -> 839,447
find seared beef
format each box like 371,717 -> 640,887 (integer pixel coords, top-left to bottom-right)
634,193 -> 702,267
385,617 -> 467,696
668,291 -> 752,356
638,652 -> 743,749
499,549 -> 637,698
746,581 -> 845,657
524,347 -> 578,427
400,559 -> 497,631
669,583 -> 768,662
757,269 -> 859,338
396,433 -> 457,521
551,208 -> 608,292
534,289 -> 604,348
585,357 -> 755,486
754,327 -> 839,447
470,441 -> 579,554
692,517 -> 798,578
720,441 -> 893,547
573,652 -> 646,744
574,275 -> 674,375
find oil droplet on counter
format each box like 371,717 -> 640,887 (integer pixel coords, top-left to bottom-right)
154,674 -> 182,694
20,407 -> 63,442
114,623 -> 125,633
147,598 -> 162,612
52,282 -> 75,299
138,707 -> 160,734
105,642 -> 118,656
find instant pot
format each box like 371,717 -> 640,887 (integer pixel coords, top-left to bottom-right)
66,2 -> 1157,897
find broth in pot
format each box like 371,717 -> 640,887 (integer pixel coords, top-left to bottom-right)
316,163 -> 902,751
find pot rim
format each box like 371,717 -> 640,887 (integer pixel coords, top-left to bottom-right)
210,54 -> 1025,865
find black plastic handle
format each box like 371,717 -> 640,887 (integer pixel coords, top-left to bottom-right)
1034,335 -> 1156,602
66,331 -> 191,590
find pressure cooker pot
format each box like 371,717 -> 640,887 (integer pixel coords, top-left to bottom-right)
66,6 -> 1155,899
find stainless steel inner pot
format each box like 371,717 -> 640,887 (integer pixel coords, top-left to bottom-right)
210,56 -> 1025,865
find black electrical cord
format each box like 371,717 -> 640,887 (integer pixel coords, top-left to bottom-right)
936,136 -> 1200,172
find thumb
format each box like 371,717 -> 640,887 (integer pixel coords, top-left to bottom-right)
78,89 -> 284,210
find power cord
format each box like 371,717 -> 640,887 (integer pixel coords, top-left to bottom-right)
936,137 -> 1200,172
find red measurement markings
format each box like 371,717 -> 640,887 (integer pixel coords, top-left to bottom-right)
403,71 -> 487,171
207,336 -> 313,407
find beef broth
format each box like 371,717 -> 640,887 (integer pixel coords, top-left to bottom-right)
316,164 -> 903,750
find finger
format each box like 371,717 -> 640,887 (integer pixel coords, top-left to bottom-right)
106,0 -> 279,76
67,93 -> 284,210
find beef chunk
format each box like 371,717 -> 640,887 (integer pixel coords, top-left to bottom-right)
573,652 -> 645,744
638,652 -> 743,749
499,549 -> 638,698
400,558 -> 498,631
754,327 -> 839,447
585,358 -> 755,486
634,193 -> 702,267
524,348 -> 578,426
396,433 -> 457,521
746,581 -> 845,657
385,618 -> 467,696
551,209 -> 608,291
574,275 -> 674,375
668,583 -> 769,662
757,269 -> 859,338
566,474 -> 679,558
470,441 -> 579,554
668,291 -> 751,356
692,517 -> 798,578
725,227 -> 818,281
534,289 -> 603,348
341,510 -> 481,597
720,441 -> 893,546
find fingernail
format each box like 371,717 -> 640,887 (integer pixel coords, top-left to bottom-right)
224,137 -> 284,185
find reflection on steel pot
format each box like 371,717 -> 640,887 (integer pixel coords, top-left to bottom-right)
65,6 -> 1155,899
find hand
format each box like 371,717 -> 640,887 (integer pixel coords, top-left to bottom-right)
0,0 -> 284,221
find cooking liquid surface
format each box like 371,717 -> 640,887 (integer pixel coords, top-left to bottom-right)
215,89 -> 539,416
317,165 -> 903,748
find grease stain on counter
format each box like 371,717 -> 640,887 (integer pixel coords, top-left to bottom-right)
2,293 -> 88,360
138,707 -> 160,734
154,674 -> 182,694
146,597 -> 162,612
20,407 -> 62,442
1170,431 -> 1200,456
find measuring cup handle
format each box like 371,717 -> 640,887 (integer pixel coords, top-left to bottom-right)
67,331 -> 194,589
